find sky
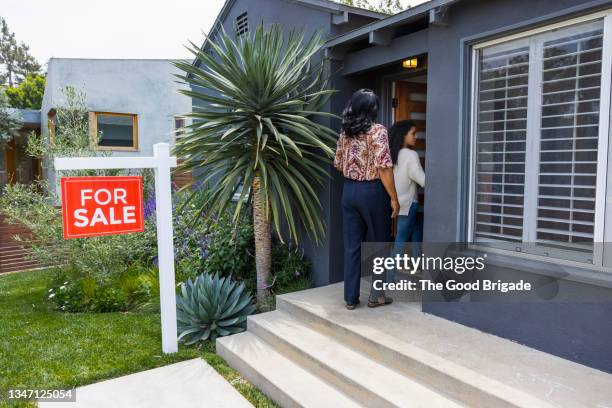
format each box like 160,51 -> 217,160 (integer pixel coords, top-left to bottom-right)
2,0 -> 424,68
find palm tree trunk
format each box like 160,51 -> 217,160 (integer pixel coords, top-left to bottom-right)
252,175 -> 271,307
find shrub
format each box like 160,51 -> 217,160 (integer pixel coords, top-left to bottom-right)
47,278 -> 89,312
203,212 -> 255,287
176,273 -> 256,345
270,244 -> 311,294
91,287 -> 128,313
46,265 -> 159,313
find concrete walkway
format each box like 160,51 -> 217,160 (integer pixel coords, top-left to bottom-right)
39,358 -> 252,408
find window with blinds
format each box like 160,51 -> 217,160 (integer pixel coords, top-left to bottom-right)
537,26 -> 603,254
475,46 -> 529,242
472,18 -> 609,263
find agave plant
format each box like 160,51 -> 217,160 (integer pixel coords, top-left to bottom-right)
174,24 -> 338,305
176,273 -> 256,344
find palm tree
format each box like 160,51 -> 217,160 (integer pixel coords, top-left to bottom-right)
174,24 -> 338,306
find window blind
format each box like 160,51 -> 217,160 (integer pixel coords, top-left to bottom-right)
536,27 -> 604,253
474,46 -> 529,242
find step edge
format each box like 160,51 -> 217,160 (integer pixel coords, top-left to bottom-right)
217,332 -> 363,408
216,334 -> 304,408
248,311 -> 464,408
276,295 -> 555,408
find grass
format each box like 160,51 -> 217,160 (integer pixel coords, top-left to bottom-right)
0,269 -> 277,408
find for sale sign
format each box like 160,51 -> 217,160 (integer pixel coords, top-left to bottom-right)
60,176 -> 145,239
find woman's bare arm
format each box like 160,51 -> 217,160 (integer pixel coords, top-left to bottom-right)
378,167 -> 400,218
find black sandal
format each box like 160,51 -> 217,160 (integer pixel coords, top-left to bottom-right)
346,300 -> 360,310
368,296 -> 393,308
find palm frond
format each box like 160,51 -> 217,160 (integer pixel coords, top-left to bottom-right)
174,23 -> 339,244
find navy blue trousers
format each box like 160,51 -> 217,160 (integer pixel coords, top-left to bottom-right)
342,179 -> 392,304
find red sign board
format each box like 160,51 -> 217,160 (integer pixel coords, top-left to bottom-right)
61,176 -> 145,239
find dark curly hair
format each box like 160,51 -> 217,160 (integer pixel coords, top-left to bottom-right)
341,89 -> 379,138
389,120 -> 417,164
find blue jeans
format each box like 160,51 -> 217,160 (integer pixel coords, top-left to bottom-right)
388,202 -> 418,283
342,179 -> 392,304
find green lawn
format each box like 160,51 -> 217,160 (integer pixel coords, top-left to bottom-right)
0,269 -> 276,408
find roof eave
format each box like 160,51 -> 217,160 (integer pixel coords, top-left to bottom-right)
324,0 -> 461,49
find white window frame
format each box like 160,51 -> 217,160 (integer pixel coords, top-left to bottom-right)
468,9 -> 612,268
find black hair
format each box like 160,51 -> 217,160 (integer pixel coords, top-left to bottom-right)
341,89 -> 379,138
389,120 -> 417,164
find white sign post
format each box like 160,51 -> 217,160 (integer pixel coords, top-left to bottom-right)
55,143 -> 179,354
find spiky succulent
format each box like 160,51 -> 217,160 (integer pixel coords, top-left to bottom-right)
176,273 -> 256,344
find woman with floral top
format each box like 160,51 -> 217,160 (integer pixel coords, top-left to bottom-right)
334,89 -> 400,310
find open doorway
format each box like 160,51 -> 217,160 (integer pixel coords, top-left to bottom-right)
390,74 -> 427,261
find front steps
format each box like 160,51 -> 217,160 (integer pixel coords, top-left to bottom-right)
216,282 -> 612,408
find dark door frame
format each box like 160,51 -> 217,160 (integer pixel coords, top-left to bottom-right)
378,67 -> 428,128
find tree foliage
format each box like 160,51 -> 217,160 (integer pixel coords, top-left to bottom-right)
5,73 -> 45,109
0,17 -> 41,87
338,0 -> 406,14
0,86 -> 21,144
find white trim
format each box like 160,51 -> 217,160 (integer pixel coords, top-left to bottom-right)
471,244 -> 612,274
466,48 -> 479,241
523,36 -> 543,243
469,10 -> 611,266
474,9 -> 612,49
596,14 -> 612,266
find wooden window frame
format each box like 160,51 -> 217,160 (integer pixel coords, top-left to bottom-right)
89,111 -> 139,152
47,109 -> 56,143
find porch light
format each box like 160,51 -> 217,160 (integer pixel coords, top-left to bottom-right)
402,58 -> 419,69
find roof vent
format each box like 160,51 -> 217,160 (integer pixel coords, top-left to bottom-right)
235,12 -> 249,37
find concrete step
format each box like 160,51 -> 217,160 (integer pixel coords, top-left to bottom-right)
248,311 -> 463,408
217,332 -> 362,408
276,283 -> 612,408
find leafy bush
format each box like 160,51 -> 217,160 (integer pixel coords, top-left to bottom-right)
47,278 -> 87,312
271,244 -> 311,293
177,273 -> 256,344
91,287 -> 128,313
203,212 -> 255,287
46,265 -> 158,313
142,186 -> 211,281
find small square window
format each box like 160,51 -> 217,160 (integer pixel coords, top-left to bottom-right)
91,112 -> 138,150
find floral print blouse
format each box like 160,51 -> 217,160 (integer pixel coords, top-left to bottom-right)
333,123 -> 393,181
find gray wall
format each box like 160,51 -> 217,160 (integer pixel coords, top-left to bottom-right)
332,0 -> 612,372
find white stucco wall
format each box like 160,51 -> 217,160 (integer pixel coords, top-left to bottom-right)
40,58 -> 191,188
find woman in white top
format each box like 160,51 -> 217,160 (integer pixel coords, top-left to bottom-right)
388,120 -> 425,281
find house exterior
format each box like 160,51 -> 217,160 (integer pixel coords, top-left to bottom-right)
194,0 -> 612,374
41,58 -> 192,188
